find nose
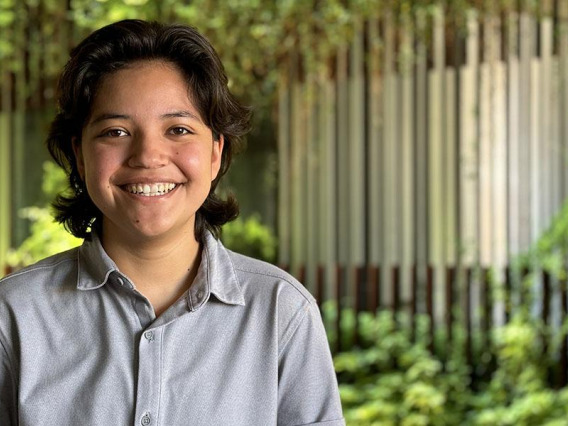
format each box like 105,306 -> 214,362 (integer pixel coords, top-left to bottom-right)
127,132 -> 168,169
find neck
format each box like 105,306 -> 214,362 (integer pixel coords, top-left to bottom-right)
101,224 -> 201,316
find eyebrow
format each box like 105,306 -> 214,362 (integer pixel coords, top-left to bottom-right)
161,111 -> 202,123
89,113 -> 130,125
89,110 -> 202,126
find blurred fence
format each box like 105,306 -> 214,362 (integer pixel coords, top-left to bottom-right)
285,263 -> 568,388
277,2 -> 568,372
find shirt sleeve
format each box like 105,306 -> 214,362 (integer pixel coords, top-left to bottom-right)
0,337 -> 16,426
277,302 -> 345,426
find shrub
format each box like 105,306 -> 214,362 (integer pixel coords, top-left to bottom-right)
7,162 -> 82,268
329,306 -> 568,426
221,214 -> 277,263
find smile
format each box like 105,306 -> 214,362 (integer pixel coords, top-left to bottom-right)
124,183 -> 177,197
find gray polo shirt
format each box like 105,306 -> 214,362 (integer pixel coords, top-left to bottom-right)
0,232 -> 344,426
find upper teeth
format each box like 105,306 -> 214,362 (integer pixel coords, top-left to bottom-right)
126,183 -> 177,196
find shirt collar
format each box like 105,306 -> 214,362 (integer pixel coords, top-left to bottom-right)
187,231 -> 245,310
76,230 -> 246,308
77,232 -> 119,291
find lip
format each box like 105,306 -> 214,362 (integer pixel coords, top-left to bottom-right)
117,177 -> 181,185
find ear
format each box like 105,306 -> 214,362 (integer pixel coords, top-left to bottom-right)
211,134 -> 224,181
72,137 -> 85,180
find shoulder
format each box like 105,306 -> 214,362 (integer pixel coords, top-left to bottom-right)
227,250 -> 316,306
0,248 -> 79,300
225,250 -> 322,352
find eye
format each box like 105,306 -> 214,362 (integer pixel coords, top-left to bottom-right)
169,126 -> 193,136
102,128 -> 129,138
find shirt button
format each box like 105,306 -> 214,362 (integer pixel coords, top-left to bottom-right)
141,413 -> 151,425
197,290 -> 204,299
144,331 -> 154,342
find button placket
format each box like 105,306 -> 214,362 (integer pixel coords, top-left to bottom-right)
134,328 -> 162,426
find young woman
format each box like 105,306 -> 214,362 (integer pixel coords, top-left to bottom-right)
0,20 -> 344,425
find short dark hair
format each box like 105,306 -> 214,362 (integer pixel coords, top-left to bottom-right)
47,19 -> 251,241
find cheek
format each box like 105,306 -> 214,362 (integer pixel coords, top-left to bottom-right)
181,147 -> 211,175
82,148 -> 118,183
186,157 -> 206,177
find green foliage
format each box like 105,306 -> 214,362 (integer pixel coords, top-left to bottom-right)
329,307 -> 470,425
221,214 -> 277,264
7,162 -> 82,267
330,306 -> 568,425
519,198 -> 568,280
2,0 -> 546,114
6,206 -> 82,267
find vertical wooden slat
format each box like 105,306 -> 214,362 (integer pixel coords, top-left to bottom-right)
335,264 -> 343,353
444,67 -> 457,266
336,46 -> 349,270
12,1 -> 27,246
505,266 -> 512,322
428,5 -> 445,330
506,12 -> 523,313
465,268 -> 473,373
445,266 -> 454,347
411,264 -> 418,341
491,15 -> 507,327
28,4 -> 41,109
37,0 -> 47,110
367,16 -> 382,265
518,12 -> 533,252
277,73 -> 291,267
349,19 -> 365,268
479,21 -> 493,268
428,1 -> 444,265
0,73 -> 11,275
336,43 -> 352,313
297,265 -> 306,287
317,68 -> 337,304
529,31 -> 542,317
550,53 -> 562,215
481,268 -> 492,353
382,10 -> 398,308
426,265 -> 434,352
367,265 -> 379,312
0,2 -> 13,273
400,11 -> 415,308
316,265 -> 324,308
290,55 -> 305,274
414,9 -> 428,314
392,265 -> 400,314
305,71 -> 317,293
459,11 -> 479,266
507,11 -> 520,261
545,18 -> 561,218
353,266 -> 361,347
561,1 -> 568,200
540,14 -> 553,232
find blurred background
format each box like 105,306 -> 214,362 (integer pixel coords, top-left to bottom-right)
2,0 -> 568,424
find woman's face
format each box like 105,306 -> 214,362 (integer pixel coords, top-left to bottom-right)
73,60 -> 223,246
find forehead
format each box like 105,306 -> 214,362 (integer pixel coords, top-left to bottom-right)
88,60 -> 200,120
